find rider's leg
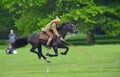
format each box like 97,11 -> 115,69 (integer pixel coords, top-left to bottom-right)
46,37 -> 52,47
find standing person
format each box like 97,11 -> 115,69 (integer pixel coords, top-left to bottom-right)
43,16 -> 65,48
8,30 -> 16,49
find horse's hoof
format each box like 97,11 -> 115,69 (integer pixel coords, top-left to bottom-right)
37,53 -> 41,59
60,52 -> 67,55
45,59 -> 51,63
47,60 -> 51,63
38,56 -> 41,59
46,53 -> 49,56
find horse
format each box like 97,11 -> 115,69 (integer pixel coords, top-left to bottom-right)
12,22 -> 78,63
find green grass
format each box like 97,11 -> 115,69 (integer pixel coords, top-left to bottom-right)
0,44 -> 120,77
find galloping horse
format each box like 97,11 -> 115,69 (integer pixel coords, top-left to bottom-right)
12,22 -> 78,63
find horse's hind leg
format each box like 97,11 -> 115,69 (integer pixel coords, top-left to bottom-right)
38,45 -> 50,63
30,46 -> 41,59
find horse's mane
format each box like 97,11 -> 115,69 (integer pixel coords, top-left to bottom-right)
57,22 -> 71,38
57,22 -> 70,30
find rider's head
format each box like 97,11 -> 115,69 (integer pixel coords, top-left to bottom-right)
54,16 -> 60,24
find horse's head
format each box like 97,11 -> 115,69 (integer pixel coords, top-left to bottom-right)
63,22 -> 78,34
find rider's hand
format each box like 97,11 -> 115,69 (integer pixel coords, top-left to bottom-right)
60,37 -> 65,41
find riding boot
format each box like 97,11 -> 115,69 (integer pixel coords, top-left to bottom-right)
46,38 -> 52,49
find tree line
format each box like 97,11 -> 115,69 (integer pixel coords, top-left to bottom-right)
0,0 -> 120,44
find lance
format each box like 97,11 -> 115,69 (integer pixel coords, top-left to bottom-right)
64,40 -> 94,58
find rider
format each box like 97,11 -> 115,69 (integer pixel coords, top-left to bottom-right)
43,16 -> 65,48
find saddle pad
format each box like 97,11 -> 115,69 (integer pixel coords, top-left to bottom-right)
39,33 -> 48,40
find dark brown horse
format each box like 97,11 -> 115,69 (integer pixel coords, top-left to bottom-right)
12,22 -> 78,63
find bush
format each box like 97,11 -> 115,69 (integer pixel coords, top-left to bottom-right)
66,35 -> 120,45
0,39 -> 8,45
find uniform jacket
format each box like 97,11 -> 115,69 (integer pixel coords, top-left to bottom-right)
44,20 -> 60,37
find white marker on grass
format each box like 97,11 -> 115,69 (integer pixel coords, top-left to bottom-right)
93,55 -> 96,61
115,60 -> 119,65
99,66 -> 102,71
46,68 -> 49,73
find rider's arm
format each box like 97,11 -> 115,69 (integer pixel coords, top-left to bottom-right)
52,23 -> 60,37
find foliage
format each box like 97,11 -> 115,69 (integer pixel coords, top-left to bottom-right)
0,0 -> 120,36
0,39 -> 8,45
0,6 -> 14,33
56,0 -> 120,36
66,34 -> 120,45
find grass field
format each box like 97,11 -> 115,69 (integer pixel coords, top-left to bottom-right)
0,44 -> 120,77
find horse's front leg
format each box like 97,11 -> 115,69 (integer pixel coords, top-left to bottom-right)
59,45 -> 69,55
30,46 -> 41,59
46,46 -> 58,57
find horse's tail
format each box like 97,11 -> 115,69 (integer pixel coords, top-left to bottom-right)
13,37 -> 28,48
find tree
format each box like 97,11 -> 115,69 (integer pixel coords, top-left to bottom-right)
56,0 -> 120,44
1,0 -> 120,44
1,0 -> 47,36
0,3 -> 14,39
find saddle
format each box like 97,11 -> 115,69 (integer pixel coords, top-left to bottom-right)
39,31 -> 55,40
